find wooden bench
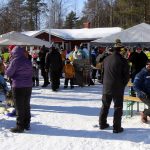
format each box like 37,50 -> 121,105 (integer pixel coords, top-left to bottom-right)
124,95 -> 142,117
124,80 -> 140,117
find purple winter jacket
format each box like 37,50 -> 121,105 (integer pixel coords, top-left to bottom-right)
6,46 -> 33,88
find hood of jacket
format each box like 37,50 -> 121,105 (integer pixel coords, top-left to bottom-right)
11,46 -> 25,59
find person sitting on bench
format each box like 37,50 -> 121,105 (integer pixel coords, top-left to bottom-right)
133,60 -> 150,123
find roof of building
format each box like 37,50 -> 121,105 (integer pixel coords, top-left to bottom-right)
22,27 -> 123,40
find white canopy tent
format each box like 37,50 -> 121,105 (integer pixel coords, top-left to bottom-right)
91,23 -> 150,46
0,37 -> 33,46
0,31 -> 51,47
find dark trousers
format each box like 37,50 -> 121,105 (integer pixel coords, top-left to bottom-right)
75,71 -> 84,87
99,94 -> 123,129
12,87 -> 32,128
64,78 -> 74,87
50,71 -> 60,90
130,71 -> 138,95
141,96 -> 150,116
91,69 -> 97,79
32,77 -> 39,86
41,68 -> 49,84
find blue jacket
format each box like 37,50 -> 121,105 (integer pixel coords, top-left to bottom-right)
0,74 -> 9,93
6,46 -> 33,88
133,67 -> 150,98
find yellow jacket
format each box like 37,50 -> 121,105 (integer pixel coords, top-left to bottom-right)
2,52 -> 10,63
145,51 -> 150,60
63,63 -> 75,78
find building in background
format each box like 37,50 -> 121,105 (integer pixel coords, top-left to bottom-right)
22,25 -> 122,50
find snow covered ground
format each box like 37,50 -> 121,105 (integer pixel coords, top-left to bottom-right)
0,78 -> 150,150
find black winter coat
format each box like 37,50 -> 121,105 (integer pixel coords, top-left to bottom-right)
128,51 -> 148,74
103,51 -> 130,96
39,47 -> 49,69
45,50 -> 63,72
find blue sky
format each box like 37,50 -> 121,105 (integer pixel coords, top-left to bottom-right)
46,0 -> 86,16
75,0 -> 86,12
69,0 -> 86,17
0,0 -> 86,13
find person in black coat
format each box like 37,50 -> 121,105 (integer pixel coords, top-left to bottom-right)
129,47 -> 148,80
128,47 -> 148,96
99,45 -> 130,133
45,47 -> 63,91
39,45 -> 50,87
90,47 -> 97,79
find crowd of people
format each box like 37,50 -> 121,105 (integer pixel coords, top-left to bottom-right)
0,44 -> 90,133
0,40 -> 150,133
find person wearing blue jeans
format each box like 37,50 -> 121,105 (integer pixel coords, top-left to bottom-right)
133,60 -> 150,123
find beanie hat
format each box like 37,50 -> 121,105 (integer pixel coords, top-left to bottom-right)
8,45 -> 16,51
32,53 -> 38,59
114,39 -> 124,48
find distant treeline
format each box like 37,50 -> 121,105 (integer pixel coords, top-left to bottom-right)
0,0 -> 149,34
82,0 -> 150,29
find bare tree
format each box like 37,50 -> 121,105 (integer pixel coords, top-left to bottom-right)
46,0 -> 74,29
0,0 -> 25,33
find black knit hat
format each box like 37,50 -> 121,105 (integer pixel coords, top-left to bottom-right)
146,59 -> 150,65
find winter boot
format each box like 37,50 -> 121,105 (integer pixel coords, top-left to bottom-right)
64,85 -> 68,89
24,124 -> 30,130
32,82 -> 35,87
113,127 -> 124,133
10,126 -> 24,133
100,123 -> 109,130
41,83 -> 48,87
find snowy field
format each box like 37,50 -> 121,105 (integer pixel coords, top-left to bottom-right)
0,78 -> 150,150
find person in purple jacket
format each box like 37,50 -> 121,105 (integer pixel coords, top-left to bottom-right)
6,46 -> 33,133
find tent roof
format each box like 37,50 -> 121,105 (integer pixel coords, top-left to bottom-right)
0,37 -> 32,45
0,31 -> 51,47
22,27 -> 122,40
91,23 -> 150,46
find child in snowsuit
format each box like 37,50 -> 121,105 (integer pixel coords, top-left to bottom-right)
32,58 -> 39,87
63,59 -> 75,89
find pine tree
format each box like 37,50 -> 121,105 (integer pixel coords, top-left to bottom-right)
64,11 -> 79,29
25,0 -> 47,30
